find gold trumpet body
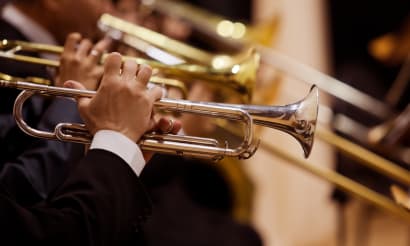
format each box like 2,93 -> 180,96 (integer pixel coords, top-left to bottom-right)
0,78 -> 318,160
0,39 -> 258,102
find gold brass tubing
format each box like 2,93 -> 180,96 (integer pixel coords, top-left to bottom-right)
316,126 -> 410,186
99,13 -> 214,65
0,72 -> 51,85
259,140 -> 410,223
0,39 -> 258,102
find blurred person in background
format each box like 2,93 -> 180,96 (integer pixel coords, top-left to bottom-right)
0,0 -> 114,206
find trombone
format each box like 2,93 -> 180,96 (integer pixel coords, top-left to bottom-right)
0,75 -> 318,160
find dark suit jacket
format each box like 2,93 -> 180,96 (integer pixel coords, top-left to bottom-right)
140,155 -> 263,246
0,149 -> 151,245
0,17 -> 84,205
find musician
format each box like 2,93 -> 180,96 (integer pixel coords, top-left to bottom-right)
0,52 -> 173,244
0,0 -> 114,206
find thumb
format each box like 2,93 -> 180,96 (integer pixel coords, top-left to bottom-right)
63,80 -> 90,109
64,80 -> 86,90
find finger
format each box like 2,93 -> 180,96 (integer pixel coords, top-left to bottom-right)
63,80 -> 86,90
76,39 -> 93,58
156,117 -> 182,134
171,119 -> 182,134
63,80 -> 90,108
102,52 -> 122,83
135,64 -> 152,87
143,151 -> 154,162
147,116 -> 156,132
157,118 -> 172,133
121,59 -> 138,82
147,86 -> 164,103
88,38 -> 111,64
63,32 -> 81,56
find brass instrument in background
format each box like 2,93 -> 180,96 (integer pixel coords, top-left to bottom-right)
100,3 -> 410,221
0,39 -> 257,103
0,40 -> 188,98
99,13 -> 258,67
0,76 -> 318,160
135,0 -> 395,120
139,0 -> 279,50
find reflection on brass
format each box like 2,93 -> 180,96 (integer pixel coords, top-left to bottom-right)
140,0 -> 279,49
391,185 -> 410,210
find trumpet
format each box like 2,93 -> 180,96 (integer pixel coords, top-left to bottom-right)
0,39 -> 258,103
0,76 -> 318,160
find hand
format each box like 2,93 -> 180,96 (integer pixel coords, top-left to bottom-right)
64,52 -> 163,143
180,82 -> 216,136
55,33 -> 111,90
143,117 -> 182,162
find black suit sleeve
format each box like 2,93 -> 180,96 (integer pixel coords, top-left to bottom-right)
0,149 -> 151,245
0,19 -> 85,204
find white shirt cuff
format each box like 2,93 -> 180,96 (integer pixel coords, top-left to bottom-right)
90,130 -> 145,176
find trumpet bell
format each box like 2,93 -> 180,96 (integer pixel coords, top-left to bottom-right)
210,85 -> 318,157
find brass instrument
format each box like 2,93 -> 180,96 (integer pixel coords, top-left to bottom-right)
139,0 -> 278,50
0,77 -> 318,160
0,40 -> 188,98
127,1 -> 395,120
391,185 -> 410,210
258,138 -> 410,222
0,39 -> 258,103
334,104 -> 410,165
99,13 -> 257,66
